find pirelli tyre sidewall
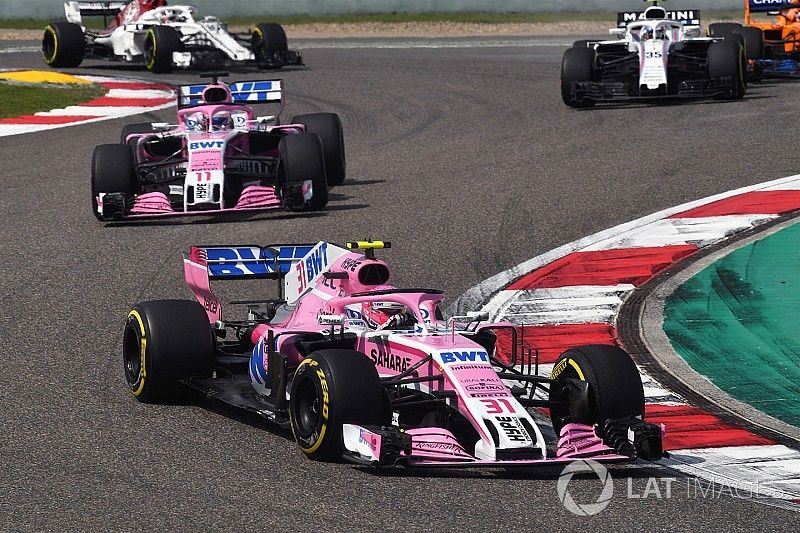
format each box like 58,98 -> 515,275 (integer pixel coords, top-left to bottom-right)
42,21 -> 84,68
548,344 -> 645,435
289,349 -> 387,461
123,300 -> 214,403
144,26 -> 181,73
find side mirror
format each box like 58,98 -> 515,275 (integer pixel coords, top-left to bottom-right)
466,311 -> 490,322
151,122 -> 173,131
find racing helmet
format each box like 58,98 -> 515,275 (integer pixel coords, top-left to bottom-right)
185,111 -> 207,132
211,111 -> 233,131
362,302 -> 416,330
640,27 -> 654,41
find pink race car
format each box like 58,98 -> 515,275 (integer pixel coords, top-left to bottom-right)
92,73 -> 344,220
123,241 -> 663,467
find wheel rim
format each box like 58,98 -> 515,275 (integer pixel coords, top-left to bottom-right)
42,27 -> 57,63
144,32 -> 156,69
293,375 -> 321,439
123,324 -> 143,386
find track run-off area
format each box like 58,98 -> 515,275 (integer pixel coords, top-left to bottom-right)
1,36 -> 798,529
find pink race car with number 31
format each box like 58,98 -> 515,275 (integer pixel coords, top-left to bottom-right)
122,240 -> 664,467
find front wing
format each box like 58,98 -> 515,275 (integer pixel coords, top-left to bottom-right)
568,77 -> 735,103
342,423 -> 660,469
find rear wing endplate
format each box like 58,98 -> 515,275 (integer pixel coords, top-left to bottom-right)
616,10 -> 701,27
183,244 -> 313,321
64,1 -> 127,24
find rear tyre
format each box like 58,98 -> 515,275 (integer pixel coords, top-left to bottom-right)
279,133 -> 328,210
289,349 -> 388,461
291,113 -> 346,186
251,22 -> 288,68
734,26 -> 765,61
561,47 -> 596,108
548,344 -> 645,436
123,300 -> 214,403
707,22 -> 743,38
42,21 -> 84,68
119,122 -> 153,145
144,25 -> 181,73
708,40 -> 746,100
91,144 -> 136,220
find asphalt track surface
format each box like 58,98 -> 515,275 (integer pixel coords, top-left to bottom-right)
1,38 -> 798,530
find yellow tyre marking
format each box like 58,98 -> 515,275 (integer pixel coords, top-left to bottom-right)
567,359 -> 585,381
291,359 -> 329,455
128,310 -> 147,396
43,26 -> 57,64
146,29 -> 156,70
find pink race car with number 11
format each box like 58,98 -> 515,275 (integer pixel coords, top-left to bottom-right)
92,72 -> 344,220
123,240 -> 664,467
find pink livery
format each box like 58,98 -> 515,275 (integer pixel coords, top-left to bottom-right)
123,240 -> 664,468
92,74 -> 344,221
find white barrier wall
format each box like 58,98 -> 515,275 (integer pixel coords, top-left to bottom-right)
0,0 -> 744,20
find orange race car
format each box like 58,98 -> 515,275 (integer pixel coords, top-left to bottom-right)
708,1 -> 800,78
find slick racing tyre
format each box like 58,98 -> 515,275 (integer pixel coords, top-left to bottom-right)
91,144 -> 136,220
707,22 -> 742,38
123,300 -> 214,403
561,47 -> 596,108
291,113 -> 346,186
42,21 -> 84,68
289,350 -> 388,461
548,344 -> 645,436
144,25 -> 182,73
279,132 -> 328,210
708,39 -> 746,100
251,23 -> 288,68
734,26 -> 765,61
119,123 -> 153,145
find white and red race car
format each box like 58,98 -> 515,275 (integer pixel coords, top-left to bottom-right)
43,0 -> 302,72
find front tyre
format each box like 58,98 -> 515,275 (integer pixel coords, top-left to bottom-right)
561,47 -> 596,108
548,344 -> 645,436
708,40 -> 746,100
123,300 -> 214,403
91,144 -> 136,220
289,349 -> 388,461
279,132 -> 328,210
42,22 -> 84,68
144,26 -> 181,73
291,113 -> 346,186
251,22 -> 288,68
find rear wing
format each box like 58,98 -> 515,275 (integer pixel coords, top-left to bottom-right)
747,0 -> 797,14
64,1 -> 127,24
616,9 -> 701,27
183,244 -> 313,321
177,80 -> 283,109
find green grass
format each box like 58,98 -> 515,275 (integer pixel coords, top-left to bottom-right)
0,82 -> 106,119
0,10 -> 743,29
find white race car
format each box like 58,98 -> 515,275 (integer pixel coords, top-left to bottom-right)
43,0 -> 303,73
561,1 -> 746,107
